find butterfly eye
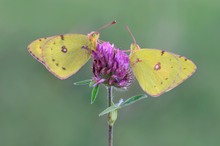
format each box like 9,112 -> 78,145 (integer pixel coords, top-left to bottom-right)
92,33 -> 96,37
93,32 -> 100,38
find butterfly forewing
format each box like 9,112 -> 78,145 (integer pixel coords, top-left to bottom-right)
130,49 -> 181,97
42,34 -> 92,79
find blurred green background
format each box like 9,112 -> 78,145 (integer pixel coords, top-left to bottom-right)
0,0 -> 219,146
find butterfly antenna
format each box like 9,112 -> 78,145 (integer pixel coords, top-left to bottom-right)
122,50 -> 131,53
95,20 -> 117,32
126,26 -> 137,44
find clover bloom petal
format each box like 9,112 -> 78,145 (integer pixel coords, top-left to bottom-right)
92,42 -> 133,88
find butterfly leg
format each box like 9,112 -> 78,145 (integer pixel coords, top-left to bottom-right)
81,45 -> 92,54
132,58 -> 142,66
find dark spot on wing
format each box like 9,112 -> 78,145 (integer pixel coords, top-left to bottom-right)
185,58 -> 188,61
62,67 -> 66,70
154,62 -> 161,70
165,77 -> 168,80
56,63 -> 59,66
161,82 -> 163,84
60,35 -> 64,40
61,46 -> 67,53
52,59 -> 55,62
161,50 -> 165,56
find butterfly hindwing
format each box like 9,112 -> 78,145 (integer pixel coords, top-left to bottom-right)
28,37 -> 53,64
167,54 -> 197,91
130,49 -> 182,97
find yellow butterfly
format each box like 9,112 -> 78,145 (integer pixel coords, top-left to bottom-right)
28,21 -> 116,80
127,26 -> 197,97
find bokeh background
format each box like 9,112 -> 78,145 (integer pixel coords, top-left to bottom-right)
1,0 -> 219,146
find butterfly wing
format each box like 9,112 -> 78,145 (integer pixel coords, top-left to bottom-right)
42,34 -> 93,80
27,37 -> 53,64
130,49 -> 182,97
167,55 -> 197,91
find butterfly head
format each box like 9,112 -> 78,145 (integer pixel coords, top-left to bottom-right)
130,43 -> 141,53
87,31 -> 100,50
88,31 -> 100,42
125,26 -> 141,54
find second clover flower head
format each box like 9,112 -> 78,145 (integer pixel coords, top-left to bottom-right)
92,42 -> 133,88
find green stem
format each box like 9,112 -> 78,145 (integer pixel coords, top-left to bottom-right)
107,86 -> 113,146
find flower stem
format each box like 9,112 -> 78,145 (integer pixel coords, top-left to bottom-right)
107,86 -> 113,146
